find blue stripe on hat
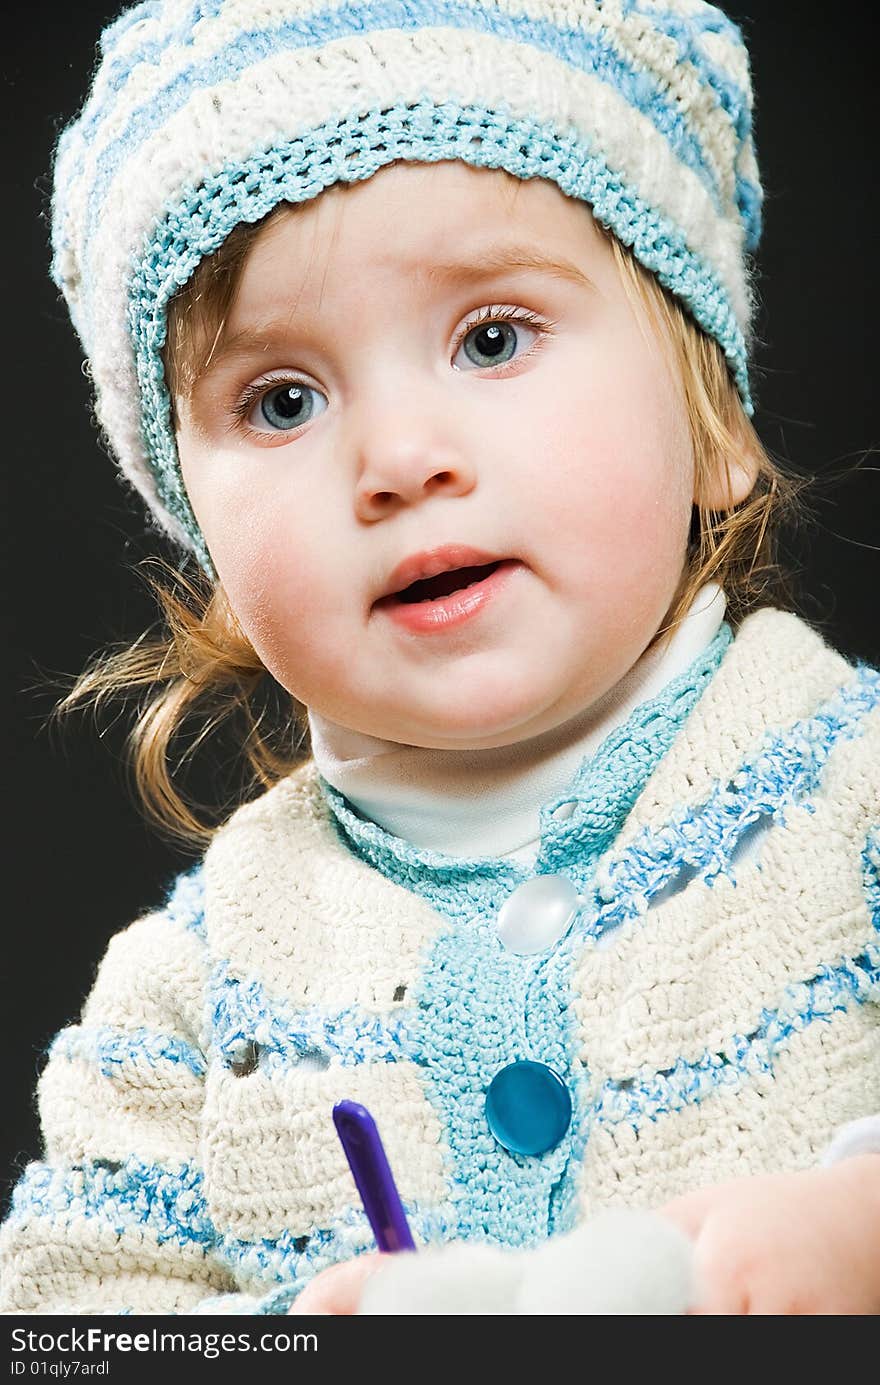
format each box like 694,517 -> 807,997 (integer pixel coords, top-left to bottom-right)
97,0 -> 166,61
631,2 -> 761,247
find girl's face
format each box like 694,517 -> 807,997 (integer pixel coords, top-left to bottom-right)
176,161 -> 731,749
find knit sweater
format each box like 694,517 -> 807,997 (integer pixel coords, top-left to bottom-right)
2,606 -> 879,1315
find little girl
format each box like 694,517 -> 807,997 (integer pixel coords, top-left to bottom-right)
3,0 -> 879,1316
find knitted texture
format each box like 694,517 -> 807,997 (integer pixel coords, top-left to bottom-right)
50,0 -> 763,573
3,608 -> 877,1315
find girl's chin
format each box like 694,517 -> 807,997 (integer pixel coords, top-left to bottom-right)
367,708 -> 560,751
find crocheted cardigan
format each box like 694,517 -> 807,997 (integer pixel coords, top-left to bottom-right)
2,607 -> 879,1315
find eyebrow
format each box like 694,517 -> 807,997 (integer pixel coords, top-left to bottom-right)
418,244 -> 596,292
193,243 -> 594,386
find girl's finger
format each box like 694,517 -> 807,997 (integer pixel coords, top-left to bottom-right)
656,1180 -> 733,1239
288,1253 -> 387,1315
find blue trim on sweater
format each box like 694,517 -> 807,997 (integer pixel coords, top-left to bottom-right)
594,946 -> 880,1132
49,1024 -> 207,1080
161,860 -> 206,938
863,827 -> 880,930
207,962 -> 409,1071
7,1155 -> 454,1312
585,662 -> 880,934
10,1158 -> 214,1249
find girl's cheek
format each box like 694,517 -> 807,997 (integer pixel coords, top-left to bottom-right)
235,562 -> 315,658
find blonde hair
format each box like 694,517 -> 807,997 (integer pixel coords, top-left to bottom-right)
50,191 -> 812,851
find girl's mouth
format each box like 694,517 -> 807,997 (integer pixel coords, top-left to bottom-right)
395,561 -> 504,603
374,559 -> 523,634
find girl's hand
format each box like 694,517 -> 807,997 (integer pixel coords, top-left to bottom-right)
287,1252 -> 387,1315
658,1154 -> 880,1314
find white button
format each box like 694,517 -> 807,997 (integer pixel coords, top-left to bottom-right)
551,800 -> 576,820
496,874 -> 583,955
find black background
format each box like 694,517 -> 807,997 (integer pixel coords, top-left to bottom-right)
3,5 -> 878,1215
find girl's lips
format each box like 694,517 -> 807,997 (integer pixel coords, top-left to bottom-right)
373,559 -> 524,633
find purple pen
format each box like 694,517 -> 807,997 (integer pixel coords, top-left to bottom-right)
332,1100 -> 416,1253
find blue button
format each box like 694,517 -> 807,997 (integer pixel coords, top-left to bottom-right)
485,1061 -> 572,1156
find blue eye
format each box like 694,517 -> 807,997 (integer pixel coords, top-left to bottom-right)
461,320 -> 519,369
453,308 -> 547,373
250,381 -> 327,432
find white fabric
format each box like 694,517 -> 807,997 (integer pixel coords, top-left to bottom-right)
308,581 -> 727,862
359,1209 -> 694,1315
820,1115 -> 880,1167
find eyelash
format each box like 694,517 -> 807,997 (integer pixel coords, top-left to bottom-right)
225,305 -> 556,438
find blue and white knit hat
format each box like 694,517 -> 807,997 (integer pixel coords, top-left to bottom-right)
51,0 -> 763,576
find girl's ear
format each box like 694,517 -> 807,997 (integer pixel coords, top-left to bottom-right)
693,409 -> 761,510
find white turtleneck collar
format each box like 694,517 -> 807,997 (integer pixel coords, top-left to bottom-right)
308,582 -> 727,864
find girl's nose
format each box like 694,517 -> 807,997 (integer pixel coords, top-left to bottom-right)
351,388 -> 477,519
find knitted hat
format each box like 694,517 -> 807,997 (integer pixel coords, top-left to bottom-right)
51,0 -> 763,577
